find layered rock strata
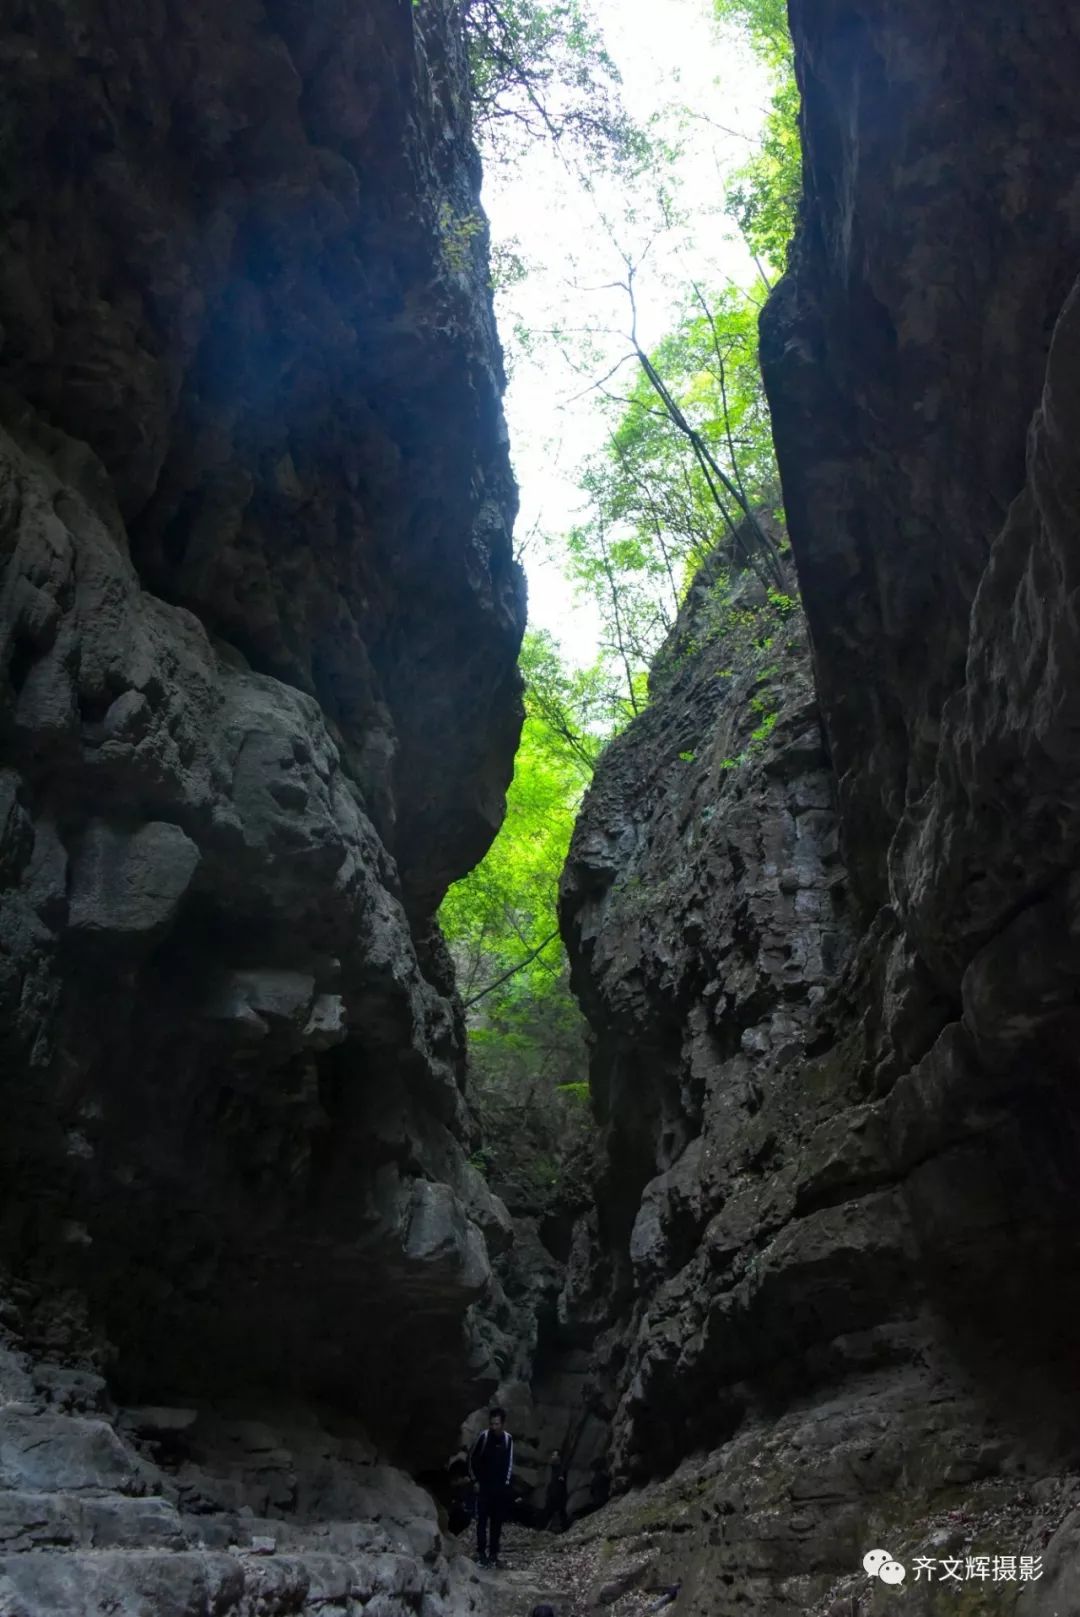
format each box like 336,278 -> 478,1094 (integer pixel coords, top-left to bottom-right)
0,1317 -> 491,1617
557,5 -> 1080,1610
560,560 -> 860,1491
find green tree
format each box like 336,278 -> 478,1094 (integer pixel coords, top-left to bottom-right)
462,0 -> 646,166
562,281 -> 785,711
439,630 -> 609,1013
439,632 -> 611,1189
714,0 -> 800,273
516,630 -> 616,778
440,713 -> 572,1009
714,0 -> 791,64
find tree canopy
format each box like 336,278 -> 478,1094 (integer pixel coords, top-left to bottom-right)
439,632 -> 601,1171
462,0 -> 647,166
563,279 -> 785,711
441,632 -> 594,1015
441,0 -> 800,1139
714,0 -> 801,271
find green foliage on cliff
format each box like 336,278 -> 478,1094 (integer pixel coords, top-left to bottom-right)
545,0 -> 798,711
439,634 -> 614,1097
563,280 -> 786,712
439,631 -> 605,1199
440,629 -> 631,1004
516,630 -> 614,779
714,0 -> 801,271
440,633 -> 590,1011
714,0 -> 790,55
443,0 -> 802,1131
565,278 -> 785,714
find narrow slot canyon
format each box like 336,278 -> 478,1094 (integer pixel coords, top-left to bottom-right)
1,4 -> 1079,1616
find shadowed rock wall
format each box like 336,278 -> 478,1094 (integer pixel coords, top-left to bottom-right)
0,0 -> 524,1493
760,0 -> 1080,1414
557,6 -> 1080,1613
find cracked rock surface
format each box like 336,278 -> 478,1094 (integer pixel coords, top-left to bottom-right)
0,0 -> 524,1609
555,4 -> 1080,1611
0,1323 -> 492,1617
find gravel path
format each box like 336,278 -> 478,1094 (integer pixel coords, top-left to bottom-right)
452,1521 -> 668,1617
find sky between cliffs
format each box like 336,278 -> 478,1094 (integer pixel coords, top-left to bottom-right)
481,0 -> 771,662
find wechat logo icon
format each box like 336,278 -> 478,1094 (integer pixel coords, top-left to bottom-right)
864,1549 -> 907,1586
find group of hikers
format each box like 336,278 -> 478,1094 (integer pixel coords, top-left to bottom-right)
452,1406 -> 569,1568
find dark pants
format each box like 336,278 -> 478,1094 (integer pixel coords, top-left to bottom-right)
476,1487 -> 505,1560
546,1503 -> 569,1533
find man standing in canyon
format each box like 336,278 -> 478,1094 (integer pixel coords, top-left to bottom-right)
468,1406 -> 514,1568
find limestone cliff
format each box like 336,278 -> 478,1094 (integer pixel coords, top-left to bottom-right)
0,0 -> 524,1609
557,6 -> 1080,1614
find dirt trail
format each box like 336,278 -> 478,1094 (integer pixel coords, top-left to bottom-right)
456,1521 -> 669,1617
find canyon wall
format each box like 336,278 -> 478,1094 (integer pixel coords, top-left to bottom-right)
0,0 -> 524,1609
558,6 -> 1080,1614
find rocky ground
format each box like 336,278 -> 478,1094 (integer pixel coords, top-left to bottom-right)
468,1527 -> 629,1617
463,1469 -> 1080,1617
805,1473 -> 1080,1617
0,1320 -> 486,1617
462,1516 -> 683,1617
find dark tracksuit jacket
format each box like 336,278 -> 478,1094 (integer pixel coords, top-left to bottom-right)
469,1427 -> 514,1495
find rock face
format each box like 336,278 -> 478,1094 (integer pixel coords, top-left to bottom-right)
560,559 -> 860,1492
760,0 -> 1080,1423
0,1321 -> 489,1617
558,6 -> 1080,1611
0,0 -> 524,1606
458,1073 -> 597,1523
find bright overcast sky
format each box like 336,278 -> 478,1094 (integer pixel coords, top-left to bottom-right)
481,0 -> 770,663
